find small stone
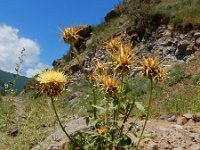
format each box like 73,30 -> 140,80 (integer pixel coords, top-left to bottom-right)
8,126 -> 19,137
173,147 -> 184,150
180,34 -> 185,40
194,32 -> 200,39
160,114 -> 171,120
167,115 -> 176,122
195,37 -> 200,46
178,40 -> 190,50
193,112 -> 200,122
177,117 -> 187,125
171,125 -> 183,129
183,113 -> 193,120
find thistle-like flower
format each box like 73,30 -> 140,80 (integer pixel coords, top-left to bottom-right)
36,69 -> 67,97
113,44 -> 134,74
94,61 -> 107,75
96,127 -> 107,134
95,75 -> 119,97
61,25 -> 80,46
106,38 -> 134,74
140,56 -> 164,81
106,37 -> 121,54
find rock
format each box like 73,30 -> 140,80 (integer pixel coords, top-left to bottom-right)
167,115 -> 176,122
76,25 -> 92,39
148,141 -> 159,150
160,114 -> 171,120
69,93 -> 79,101
52,58 -> 66,68
164,30 -> 172,36
171,124 -> 183,129
177,117 -> 187,125
69,64 -> 81,74
189,132 -> 200,142
193,112 -> 200,122
195,37 -> 200,46
31,117 -> 88,150
177,40 -> 190,50
7,126 -> 19,137
175,40 -> 190,59
183,113 -> 193,120
126,26 -> 136,36
194,32 -> 200,39
74,25 -> 92,49
160,39 -> 174,46
105,9 -> 119,22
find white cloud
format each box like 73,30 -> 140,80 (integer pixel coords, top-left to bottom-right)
0,24 -> 49,77
26,63 -> 51,78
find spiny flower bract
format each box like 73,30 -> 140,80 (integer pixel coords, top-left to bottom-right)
62,25 -> 80,46
106,37 -> 121,53
95,75 -> 120,97
113,44 -> 134,74
140,56 -> 164,81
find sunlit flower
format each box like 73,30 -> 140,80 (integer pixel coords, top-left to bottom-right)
96,127 -> 107,134
94,61 -> 107,75
95,75 -> 119,97
106,37 -> 121,54
105,38 -> 134,74
140,56 -> 164,81
113,44 -> 134,74
62,25 -> 80,45
36,69 -> 67,97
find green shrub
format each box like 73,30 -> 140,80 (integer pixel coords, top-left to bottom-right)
191,75 -> 200,84
167,64 -> 184,86
171,15 -> 183,26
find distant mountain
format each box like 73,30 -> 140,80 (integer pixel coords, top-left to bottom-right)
0,70 -> 29,94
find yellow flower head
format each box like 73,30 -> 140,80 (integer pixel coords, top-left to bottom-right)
96,127 -> 107,134
62,25 -> 80,46
95,75 -> 119,97
114,44 -> 134,74
37,69 -> 67,97
94,61 -> 107,75
140,56 -> 164,81
106,37 -> 121,54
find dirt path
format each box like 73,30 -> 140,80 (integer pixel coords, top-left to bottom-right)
13,96 -> 25,123
31,117 -> 200,150
138,119 -> 200,150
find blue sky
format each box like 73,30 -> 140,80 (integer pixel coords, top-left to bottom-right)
0,0 -> 122,77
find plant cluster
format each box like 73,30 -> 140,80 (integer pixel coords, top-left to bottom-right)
36,25 -> 165,150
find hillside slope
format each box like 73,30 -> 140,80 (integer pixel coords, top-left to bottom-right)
0,70 -> 28,94
50,0 -> 200,116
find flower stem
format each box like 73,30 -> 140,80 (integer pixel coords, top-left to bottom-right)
92,87 -> 97,119
105,99 -> 109,150
134,78 -> 153,150
50,97 -> 74,142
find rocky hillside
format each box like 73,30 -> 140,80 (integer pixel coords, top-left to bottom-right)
50,0 -> 200,116
53,0 -> 200,82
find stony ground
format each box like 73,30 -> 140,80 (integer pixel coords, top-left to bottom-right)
31,116 -> 200,150
139,119 -> 200,150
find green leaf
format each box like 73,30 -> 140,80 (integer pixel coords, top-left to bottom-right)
135,101 -> 146,113
89,119 -> 98,127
